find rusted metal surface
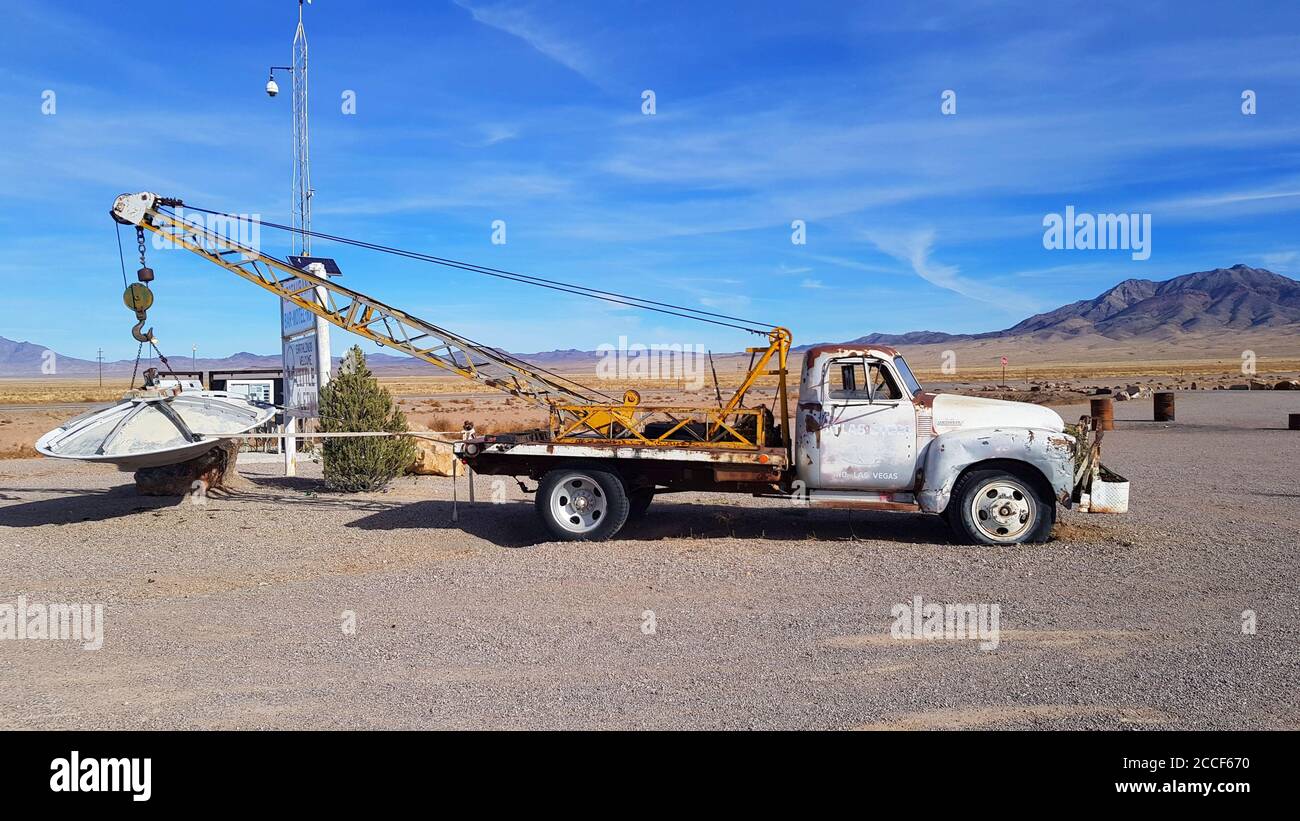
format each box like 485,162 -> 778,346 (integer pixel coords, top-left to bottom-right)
799,342 -> 899,368
551,403 -> 769,450
1154,391 -> 1175,422
809,495 -> 919,512
457,439 -> 788,468
465,343 -> 1104,528
797,347 -> 919,492
712,466 -> 782,483
915,427 -> 1076,514
1090,397 -> 1114,431
795,346 -> 1076,514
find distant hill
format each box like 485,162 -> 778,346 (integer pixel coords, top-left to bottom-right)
798,265 -> 1300,350
0,337 -> 99,376
0,337 -> 601,378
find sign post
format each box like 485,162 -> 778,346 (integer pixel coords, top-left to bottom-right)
280,260 -> 337,476
1000,355 -> 1008,385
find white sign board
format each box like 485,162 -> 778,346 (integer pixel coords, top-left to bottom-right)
226,379 -> 274,404
281,277 -> 320,337
283,333 -> 321,418
280,270 -> 333,420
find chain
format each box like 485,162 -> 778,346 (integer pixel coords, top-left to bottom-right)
136,227 -> 147,269
130,340 -> 143,390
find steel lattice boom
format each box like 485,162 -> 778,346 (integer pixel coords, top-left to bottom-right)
111,192 -> 608,418
109,191 -> 792,452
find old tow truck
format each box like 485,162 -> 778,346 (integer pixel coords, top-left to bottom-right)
109,191 -> 1116,545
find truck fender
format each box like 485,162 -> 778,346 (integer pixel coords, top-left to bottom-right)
917,427 -> 1076,514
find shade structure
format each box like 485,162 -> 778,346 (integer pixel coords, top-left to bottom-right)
36,391 -> 277,471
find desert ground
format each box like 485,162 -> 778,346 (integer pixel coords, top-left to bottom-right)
0,387 -> 1296,730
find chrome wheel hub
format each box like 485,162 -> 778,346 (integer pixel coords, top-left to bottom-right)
549,473 -> 607,533
970,481 -> 1035,542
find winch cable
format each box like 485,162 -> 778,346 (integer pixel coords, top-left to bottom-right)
170,205 -> 777,335
115,223 -> 130,289
143,210 -> 613,403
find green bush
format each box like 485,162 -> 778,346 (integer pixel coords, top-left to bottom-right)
318,345 -> 416,492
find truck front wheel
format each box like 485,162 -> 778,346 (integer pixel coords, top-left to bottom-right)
948,469 -> 1053,545
535,467 -> 631,541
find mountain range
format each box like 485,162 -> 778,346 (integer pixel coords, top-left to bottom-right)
816,265 -> 1300,349
4,265 -> 1297,377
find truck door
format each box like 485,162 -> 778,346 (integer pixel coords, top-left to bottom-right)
817,357 -> 916,491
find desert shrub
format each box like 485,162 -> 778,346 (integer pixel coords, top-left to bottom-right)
318,346 -> 417,492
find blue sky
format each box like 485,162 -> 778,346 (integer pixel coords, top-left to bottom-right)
1,0 -> 1298,361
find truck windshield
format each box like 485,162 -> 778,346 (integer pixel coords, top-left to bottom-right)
893,356 -> 923,397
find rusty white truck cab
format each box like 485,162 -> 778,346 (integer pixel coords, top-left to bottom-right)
795,344 -> 1078,544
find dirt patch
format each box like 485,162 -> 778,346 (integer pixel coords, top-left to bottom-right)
854,704 -> 1177,730
820,629 -> 1144,650
1052,519 -> 1117,543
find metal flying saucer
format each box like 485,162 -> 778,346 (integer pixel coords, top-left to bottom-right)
36,390 -> 276,471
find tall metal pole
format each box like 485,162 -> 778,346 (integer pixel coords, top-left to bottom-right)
276,0 -> 330,478
292,0 -> 311,256
291,0 -> 331,401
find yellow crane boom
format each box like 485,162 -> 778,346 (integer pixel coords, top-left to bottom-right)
110,192 -> 791,452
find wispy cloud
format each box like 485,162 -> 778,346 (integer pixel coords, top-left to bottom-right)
865,229 -> 1042,314
453,0 -> 603,87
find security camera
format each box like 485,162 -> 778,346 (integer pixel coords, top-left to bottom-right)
266,77 -> 280,97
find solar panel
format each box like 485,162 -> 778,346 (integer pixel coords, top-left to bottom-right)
287,255 -> 343,275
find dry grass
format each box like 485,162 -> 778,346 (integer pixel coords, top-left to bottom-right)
0,379 -> 134,405
6,353 -> 1296,407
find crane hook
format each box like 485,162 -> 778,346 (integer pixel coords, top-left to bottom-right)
123,283 -> 155,343
131,316 -> 154,343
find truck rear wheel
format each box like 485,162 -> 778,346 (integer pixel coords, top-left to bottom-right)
535,467 -> 630,541
948,469 -> 1053,545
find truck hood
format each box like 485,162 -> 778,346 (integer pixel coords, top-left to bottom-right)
923,391 -> 1065,435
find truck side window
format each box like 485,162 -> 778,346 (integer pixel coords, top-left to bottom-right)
828,361 -> 870,400
868,362 -> 903,400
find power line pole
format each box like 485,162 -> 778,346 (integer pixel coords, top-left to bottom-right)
97,348 -> 103,387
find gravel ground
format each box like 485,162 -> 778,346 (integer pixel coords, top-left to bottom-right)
0,391 -> 1296,730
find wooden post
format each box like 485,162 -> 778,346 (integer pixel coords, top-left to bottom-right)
283,415 -> 297,476
1154,392 -> 1175,422
1090,397 -> 1114,431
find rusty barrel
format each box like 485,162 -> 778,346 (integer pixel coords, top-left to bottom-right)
1290,413 -> 1300,431
1154,391 -> 1175,422
1090,397 -> 1114,431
